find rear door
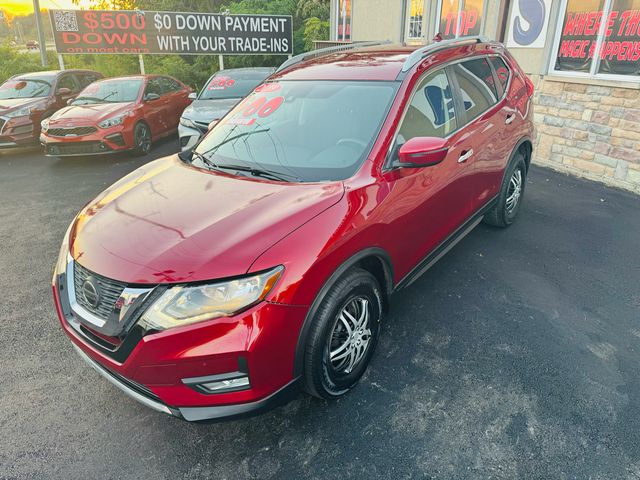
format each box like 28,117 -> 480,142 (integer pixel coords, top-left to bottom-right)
158,77 -> 188,130
449,57 -> 504,212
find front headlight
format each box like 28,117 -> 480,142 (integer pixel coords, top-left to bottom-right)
6,106 -> 31,118
98,114 -> 126,129
179,116 -> 197,129
139,266 -> 283,331
41,118 -> 50,132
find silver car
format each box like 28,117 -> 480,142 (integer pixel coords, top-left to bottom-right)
178,67 -> 275,151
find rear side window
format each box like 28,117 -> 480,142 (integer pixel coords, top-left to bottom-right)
159,77 -> 181,93
489,57 -> 511,97
451,58 -> 498,120
397,69 -> 457,143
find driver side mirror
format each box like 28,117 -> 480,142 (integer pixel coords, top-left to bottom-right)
144,92 -> 161,102
188,92 -> 197,100
56,87 -> 72,97
397,137 -> 449,167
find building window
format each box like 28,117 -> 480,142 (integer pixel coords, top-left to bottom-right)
408,0 -> 425,39
336,0 -> 352,41
438,0 -> 485,39
551,0 -> 640,79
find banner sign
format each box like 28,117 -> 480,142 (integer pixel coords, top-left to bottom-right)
555,1 -> 640,75
49,9 -> 293,55
506,0 -> 552,49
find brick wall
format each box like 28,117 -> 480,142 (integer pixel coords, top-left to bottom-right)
532,77 -> 640,194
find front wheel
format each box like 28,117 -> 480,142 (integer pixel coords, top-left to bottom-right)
484,153 -> 527,228
302,268 -> 383,399
132,122 -> 152,156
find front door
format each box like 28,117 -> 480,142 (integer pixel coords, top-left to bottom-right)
380,67 -> 477,280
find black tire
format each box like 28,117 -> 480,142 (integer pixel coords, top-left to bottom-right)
302,268 -> 383,399
132,122 -> 152,156
483,153 -> 527,228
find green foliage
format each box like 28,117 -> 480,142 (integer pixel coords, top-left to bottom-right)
0,47 -> 58,82
302,17 -> 330,51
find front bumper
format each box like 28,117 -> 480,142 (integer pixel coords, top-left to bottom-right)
53,262 -> 307,421
41,124 -> 133,156
0,116 -> 37,148
72,343 -> 300,421
178,123 -> 203,151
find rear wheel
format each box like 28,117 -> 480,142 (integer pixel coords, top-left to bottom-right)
484,153 -> 527,228
302,268 -> 383,399
132,122 -> 151,156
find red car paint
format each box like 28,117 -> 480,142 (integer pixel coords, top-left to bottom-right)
0,70 -> 102,148
41,74 -> 192,156
53,41 -> 535,419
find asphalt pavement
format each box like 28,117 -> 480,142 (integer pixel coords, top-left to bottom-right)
1,140 -> 639,480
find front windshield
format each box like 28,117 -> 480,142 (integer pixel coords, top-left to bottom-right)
0,78 -> 52,99
193,80 -> 398,182
72,79 -> 143,105
199,71 -> 271,100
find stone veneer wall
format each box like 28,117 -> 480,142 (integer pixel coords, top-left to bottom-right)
531,77 -> 640,195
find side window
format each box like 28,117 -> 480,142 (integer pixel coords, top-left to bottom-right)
451,58 -> 498,120
145,78 -> 162,97
489,56 -> 511,97
397,69 -> 457,144
157,77 -> 181,94
57,75 -> 78,92
77,73 -> 100,89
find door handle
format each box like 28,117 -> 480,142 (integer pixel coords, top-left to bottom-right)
458,149 -> 473,163
505,114 -> 515,125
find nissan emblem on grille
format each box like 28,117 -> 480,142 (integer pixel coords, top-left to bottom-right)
81,277 -> 100,308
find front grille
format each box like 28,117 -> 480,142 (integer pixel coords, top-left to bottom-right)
47,141 -> 110,155
48,126 -> 97,137
73,262 -> 126,320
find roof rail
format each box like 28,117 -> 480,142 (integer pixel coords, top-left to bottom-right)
401,36 -> 490,73
275,40 -> 391,73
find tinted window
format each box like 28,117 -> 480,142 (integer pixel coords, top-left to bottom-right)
489,57 -> 510,96
200,70 -> 273,100
159,77 -> 181,94
397,69 -> 457,143
193,81 -> 398,182
452,58 -> 498,120
57,75 -> 77,92
78,73 -> 101,89
145,78 -> 163,97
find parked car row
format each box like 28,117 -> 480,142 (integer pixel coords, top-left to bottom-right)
0,67 -> 274,157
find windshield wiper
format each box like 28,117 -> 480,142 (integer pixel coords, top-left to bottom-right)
213,164 -> 299,182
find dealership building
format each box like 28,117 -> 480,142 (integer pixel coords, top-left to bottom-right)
329,0 -> 640,193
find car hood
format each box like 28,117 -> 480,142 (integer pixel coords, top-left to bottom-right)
0,97 -> 44,114
181,98 -> 240,124
70,155 -> 344,284
50,102 -> 134,125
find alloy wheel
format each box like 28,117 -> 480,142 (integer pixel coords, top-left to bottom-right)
506,168 -> 523,215
137,125 -> 151,154
328,296 -> 372,375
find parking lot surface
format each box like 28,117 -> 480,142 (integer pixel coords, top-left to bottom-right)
1,142 -> 639,480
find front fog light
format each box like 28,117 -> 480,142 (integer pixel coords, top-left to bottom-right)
183,372 -> 250,394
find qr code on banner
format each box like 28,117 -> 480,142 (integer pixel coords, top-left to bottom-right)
53,11 -> 78,32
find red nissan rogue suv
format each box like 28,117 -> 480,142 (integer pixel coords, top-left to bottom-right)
52,37 -> 535,421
